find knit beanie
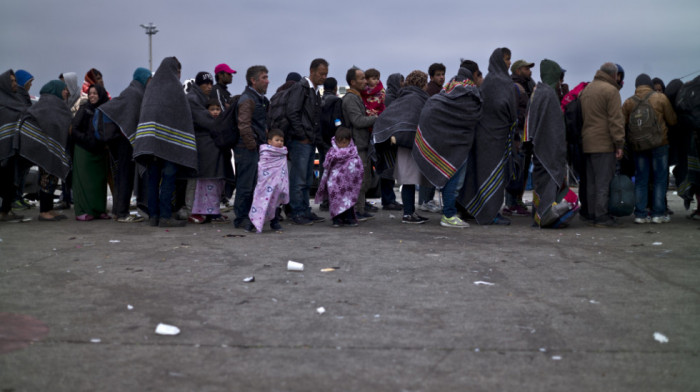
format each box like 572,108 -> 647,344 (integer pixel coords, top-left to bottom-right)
195,71 -> 214,86
133,67 -> 152,87
15,70 -> 34,87
635,74 -> 653,88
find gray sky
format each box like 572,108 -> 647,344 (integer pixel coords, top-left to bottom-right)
2,0 -> 700,100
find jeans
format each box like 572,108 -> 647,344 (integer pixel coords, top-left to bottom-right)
233,146 -> 259,226
634,145 -> 669,218
287,140 -> 315,217
381,178 -> 397,206
441,163 -> 466,218
147,158 -> 178,219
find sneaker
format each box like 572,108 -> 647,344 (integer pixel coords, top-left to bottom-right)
355,211 -> 374,222
594,217 -> 624,228
651,215 -> 671,224
291,215 -> 314,225
243,222 -> 256,232
11,199 -> 30,210
188,214 -> 206,224
634,216 -> 651,224
319,200 -> 330,211
492,214 -> 511,225
270,219 -> 283,231
309,212 -> 325,223
332,218 -> 343,228
159,218 -> 186,228
0,211 -> 25,222
117,215 -> 145,223
440,215 -> 469,228
382,202 -> 403,211
420,200 -> 441,213
365,202 -> 379,212
402,213 -> 428,224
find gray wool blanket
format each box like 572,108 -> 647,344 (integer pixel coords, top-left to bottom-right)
97,79 -> 146,140
373,86 -> 429,147
0,70 -> 28,161
187,86 -> 225,179
16,94 -> 72,179
132,57 -> 197,171
459,48 -> 517,224
413,81 -> 482,188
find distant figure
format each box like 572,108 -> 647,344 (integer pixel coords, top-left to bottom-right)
426,63 -> 446,97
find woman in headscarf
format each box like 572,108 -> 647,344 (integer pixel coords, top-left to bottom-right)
0,70 -> 28,222
373,70 -> 430,224
70,84 -> 110,221
16,80 -> 72,221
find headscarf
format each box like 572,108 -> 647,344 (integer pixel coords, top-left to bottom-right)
0,69 -> 26,112
1,69 -> 28,161
39,80 -> 67,100
61,72 -> 81,108
133,67 -> 152,87
540,59 -> 563,90
385,73 -> 404,107
14,70 -> 33,88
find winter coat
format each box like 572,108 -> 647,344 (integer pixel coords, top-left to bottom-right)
580,70 -> 625,153
342,89 -> 376,152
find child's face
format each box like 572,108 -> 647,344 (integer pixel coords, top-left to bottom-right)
367,76 -> 379,89
268,135 -> 284,148
208,105 -> 222,118
336,138 -> 350,148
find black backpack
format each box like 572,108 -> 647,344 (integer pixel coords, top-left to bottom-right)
210,94 -> 240,150
267,87 -> 294,136
320,94 -> 344,145
627,91 -> 663,152
676,76 -> 700,129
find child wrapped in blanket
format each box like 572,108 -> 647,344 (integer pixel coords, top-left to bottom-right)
314,127 -> 364,227
248,129 -> 289,232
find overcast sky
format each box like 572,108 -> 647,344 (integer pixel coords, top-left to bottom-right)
2,0 -> 700,100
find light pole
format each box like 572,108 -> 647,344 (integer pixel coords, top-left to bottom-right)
139,23 -> 158,71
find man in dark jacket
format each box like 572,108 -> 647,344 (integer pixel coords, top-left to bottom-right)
343,67 -> 378,221
211,63 -> 236,110
233,65 -> 270,230
286,58 -> 328,225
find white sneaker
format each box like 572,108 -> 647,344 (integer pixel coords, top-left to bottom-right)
420,200 -> 442,213
634,216 -> 651,224
651,215 -> 671,224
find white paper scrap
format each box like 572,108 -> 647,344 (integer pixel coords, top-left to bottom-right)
473,281 -> 495,286
109,240 -> 120,243
653,332 -> 669,343
316,307 -> 326,315
127,304 -> 134,310
652,242 -> 663,246
551,355 -> 562,360
90,338 -> 101,343
155,323 -> 181,336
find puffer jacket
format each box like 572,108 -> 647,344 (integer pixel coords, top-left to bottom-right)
621,85 -> 677,146
580,70 -> 625,153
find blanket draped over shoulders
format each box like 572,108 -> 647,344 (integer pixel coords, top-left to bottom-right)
249,144 -> 289,232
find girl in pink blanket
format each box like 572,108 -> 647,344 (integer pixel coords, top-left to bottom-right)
314,127 -> 364,227
248,129 -> 289,232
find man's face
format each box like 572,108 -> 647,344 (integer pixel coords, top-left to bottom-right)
252,71 -> 269,95
503,54 -> 512,70
219,72 -> 232,85
310,64 -> 328,87
516,66 -> 532,79
654,83 -> 663,93
199,83 -> 213,96
9,74 -> 17,93
432,70 -> 445,86
351,70 -> 367,91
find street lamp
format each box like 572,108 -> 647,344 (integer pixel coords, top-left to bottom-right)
140,22 -> 158,71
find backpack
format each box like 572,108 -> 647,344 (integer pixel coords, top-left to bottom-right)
627,91 -> 663,152
675,76 -> 700,129
562,82 -> 588,147
210,94 -> 240,150
267,87 -> 294,136
608,172 -> 635,217
320,94 -> 344,145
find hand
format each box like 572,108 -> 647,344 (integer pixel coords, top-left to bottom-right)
615,148 -> 623,160
390,136 -> 396,145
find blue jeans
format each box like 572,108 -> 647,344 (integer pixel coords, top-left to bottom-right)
441,164 -> 466,218
233,146 -> 259,226
147,159 -> 178,219
634,144 -> 669,218
288,140 -> 315,217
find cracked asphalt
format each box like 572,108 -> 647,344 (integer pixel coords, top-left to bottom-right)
1,191 -> 699,391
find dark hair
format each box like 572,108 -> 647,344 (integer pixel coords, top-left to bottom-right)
346,67 -> 361,86
324,77 -> 338,91
335,127 -> 352,142
310,58 -> 329,71
428,63 -> 446,78
501,47 -> 511,58
404,70 -> 427,88
267,128 -> 285,140
245,65 -> 268,87
215,71 -> 227,83
206,98 -> 221,109
365,68 -> 380,80
459,59 -> 480,76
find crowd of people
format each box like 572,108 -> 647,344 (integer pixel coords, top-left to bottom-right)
1,48 -> 699,231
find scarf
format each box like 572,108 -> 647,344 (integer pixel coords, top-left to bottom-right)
132,57 -> 197,170
249,144 -> 289,232
459,48 -> 517,224
314,137 -> 364,218
526,82 -> 572,227
1,70 -> 28,161
16,88 -> 72,179
362,81 -> 386,116
413,78 -> 482,188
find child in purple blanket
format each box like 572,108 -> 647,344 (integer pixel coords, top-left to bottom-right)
314,127 -> 364,227
248,129 -> 289,233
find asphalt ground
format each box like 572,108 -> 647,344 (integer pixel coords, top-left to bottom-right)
1,190 -> 699,391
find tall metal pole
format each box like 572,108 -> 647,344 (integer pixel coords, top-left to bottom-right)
139,23 -> 159,71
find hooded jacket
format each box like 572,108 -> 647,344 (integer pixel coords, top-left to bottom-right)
580,70 -> 625,153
